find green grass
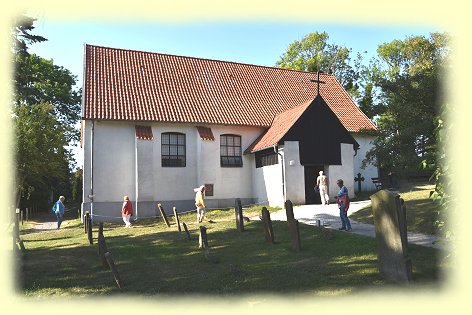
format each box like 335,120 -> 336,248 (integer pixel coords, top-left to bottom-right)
350,181 -> 440,235
16,203 -> 449,297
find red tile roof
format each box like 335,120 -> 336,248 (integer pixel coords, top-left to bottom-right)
135,125 -> 153,140
196,126 -> 215,141
83,44 -> 376,133
245,100 -> 312,153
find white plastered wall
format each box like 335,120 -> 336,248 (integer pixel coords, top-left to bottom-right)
82,121 -> 264,220
352,134 -> 379,192
328,143 -> 356,199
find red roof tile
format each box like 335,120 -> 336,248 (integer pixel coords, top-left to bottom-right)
84,44 -> 376,133
135,125 -> 153,140
245,100 -> 312,153
196,126 -> 215,141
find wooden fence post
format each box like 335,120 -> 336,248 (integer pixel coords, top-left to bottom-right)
182,222 -> 191,240
173,207 -> 181,232
261,207 -> 274,244
157,204 -> 170,227
234,198 -> 244,232
98,233 -> 109,269
87,215 -> 93,245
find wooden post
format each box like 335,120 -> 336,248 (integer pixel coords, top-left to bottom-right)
285,200 -> 295,227
173,207 -> 181,232
199,226 -> 209,249
98,222 -> 104,237
15,208 -> 20,241
84,212 -> 89,234
98,234 -> 109,269
87,215 -> 93,245
17,239 -> 26,251
26,207 -> 29,222
290,219 -> 301,252
234,198 -> 244,232
104,252 -> 123,289
157,204 -> 170,227
261,207 -> 274,244
182,222 -> 191,240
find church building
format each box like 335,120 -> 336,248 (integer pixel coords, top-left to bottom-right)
81,44 -> 378,220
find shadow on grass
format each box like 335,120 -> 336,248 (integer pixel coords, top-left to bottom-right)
17,211 -> 447,297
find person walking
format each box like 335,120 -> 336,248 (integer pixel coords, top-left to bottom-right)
121,195 -> 133,228
316,170 -> 329,205
194,185 -> 206,223
53,196 -> 66,229
335,179 -> 352,231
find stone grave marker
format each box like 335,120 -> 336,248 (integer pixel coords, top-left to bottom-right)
261,207 -> 274,244
290,219 -> 301,251
182,222 -> 191,240
199,226 -> 209,249
234,198 -> 244,232
157,203 -> 171,227
371,189 -> 412,282
173,207 -> 181,232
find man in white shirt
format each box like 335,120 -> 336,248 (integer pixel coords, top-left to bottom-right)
316,171 -> 329,205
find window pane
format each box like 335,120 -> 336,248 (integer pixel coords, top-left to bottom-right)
162,145 -> 170,155
227,136 -> 234,146
162,133 -> 169,144
234,136 -> 241,146
227,146 -> 235,156
169,134 -> 178,145
178,134 -> 185,145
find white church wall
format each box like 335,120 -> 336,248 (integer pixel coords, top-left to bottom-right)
253,161 -> 284,207
82,121 -> 264,221
352,134 -> 379,192
328,143 -> 355,199
283,141 -> 305,205
201,125 -> 263,208
82,121 -> 137,221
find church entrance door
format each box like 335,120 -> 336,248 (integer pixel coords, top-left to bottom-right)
304,165 -> 324,204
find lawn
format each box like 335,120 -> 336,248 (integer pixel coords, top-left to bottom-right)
15,202 -> 449,298
350,181 -> 441,235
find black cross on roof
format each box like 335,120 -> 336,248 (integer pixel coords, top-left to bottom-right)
310,71 -> 325,95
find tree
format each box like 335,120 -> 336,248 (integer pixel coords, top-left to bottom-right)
14,102 -> 72,209
362,33 -> 450,176
275,31 -> 365,98
12,15 -> 81,210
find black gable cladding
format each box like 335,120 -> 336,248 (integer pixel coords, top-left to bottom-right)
280,95 -> 359,165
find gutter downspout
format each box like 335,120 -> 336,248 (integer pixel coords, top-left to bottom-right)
134,135 -> 139,221
90,120 -> 95,223
273,145 -> 286,202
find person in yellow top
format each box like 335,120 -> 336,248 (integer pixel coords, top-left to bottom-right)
194,185 -> 206,223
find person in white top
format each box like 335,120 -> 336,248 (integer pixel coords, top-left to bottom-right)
316,171 -> 330,205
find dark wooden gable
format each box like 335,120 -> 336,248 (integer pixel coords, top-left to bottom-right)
280,95 -> 359,165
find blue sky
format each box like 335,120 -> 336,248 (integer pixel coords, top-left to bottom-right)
29,19 -> 440,88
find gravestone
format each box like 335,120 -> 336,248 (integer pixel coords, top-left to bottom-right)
261,207 -> 274,244
182,222 -> 191,240
285,200 -> 295,226
157,203 -> 170,227
234,198 -> 244,232
199,226 -> 209,249
87,215 -> 93,245
98,233 -> 109,269
354,173 -> 365,193
290,219 -> 301,251
371,190 -> 412,282
173,207 -> 181,232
